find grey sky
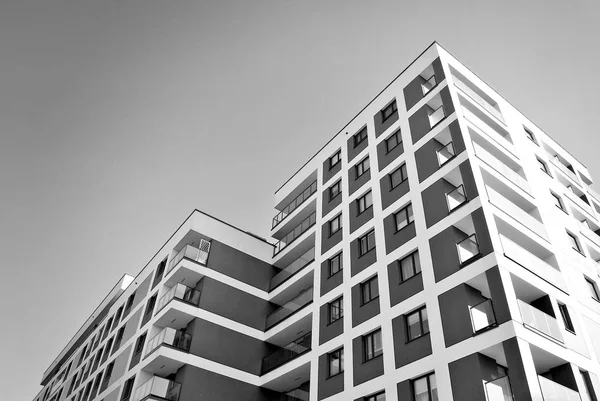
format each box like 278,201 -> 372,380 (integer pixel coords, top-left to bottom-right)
1,1 -> 599,400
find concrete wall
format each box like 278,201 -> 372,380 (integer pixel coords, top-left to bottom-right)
317,351 -> 344,400
319,303 -> 344,345
414,120 -> 464,183
387,254 -> 424,306
351,279 -> 381,327
320,255 -> 343,296
321,217 -> 343,254
374,100 -> 399,138
392,313 -> 432,368
350,227 -> 377,276
322,179 -> 343,217
352,333 -> 384,386
380,171 -> 410,211
349,190 -> 374,234
347,126 -> 369,163
376,128 -> 404,171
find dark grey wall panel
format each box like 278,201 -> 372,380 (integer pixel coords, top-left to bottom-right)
414,120 -> 465,183
322,181 -> 343,217
397,379 -> 412,401
108,344 -> 132,388
348,164 -> 371,196
380,173 -> 410,211
409,87 -> 455,145
486,267 -> 511,325
438,284 -> 486,347
321,258 -> 343,296
383,215 -> 416,255
129,275 -> 152,317
403,58 -> 446,111
377,130 -> 404,171
321,222 -> 343,255
449,353 -> 505,401
351,281 -> 380,327
349,195 -> 374,234
323,150 -> 342,186
318,352 -> 344,400
421,178 -> 458,229
502,338 -> 534,401
374,102 -> 399,138
319,303 -> 344,345
392,314 -> 432,368
350,230 -> 377,277
387,260 -> 424,307
352,335 -> 384,386
347,129 -> 369,163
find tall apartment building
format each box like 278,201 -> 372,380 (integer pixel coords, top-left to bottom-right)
32,42 -> 600,401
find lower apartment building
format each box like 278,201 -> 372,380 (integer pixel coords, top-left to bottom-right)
32,42 -> 600,401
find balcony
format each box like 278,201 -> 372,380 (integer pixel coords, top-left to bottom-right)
484,376 -> 514,401
586,186 -> 600,205
132,376 -> 181,401
272,181 -> 317,229
155,284 -> 200,315
453,75 -> 504,123
470,299 -> 497,333
270,247 -> 315,291
517,300 -> 563,343
446,184 -> 467,212
473,141 -> 530,194
564,189 -> 594,217
457,234 -> 480,265
550,157 -> 580,186
145,328 -> 191,358
539,375 -> 580,401
428,105 -> 446,128
579,221 -> 600,248
436,141 -> 455,167
273,212 -> 316,257
261,333 -> 312,374
166,240 -> 211,276
421,75 -> 437,96
266,287 -> 313,330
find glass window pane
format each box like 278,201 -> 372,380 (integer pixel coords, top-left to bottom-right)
373,330 -> 382,355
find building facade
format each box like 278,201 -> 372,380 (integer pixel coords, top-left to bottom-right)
32,42 -> 600,401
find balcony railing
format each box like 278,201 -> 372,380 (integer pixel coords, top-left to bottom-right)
436,141 -> 455,167
538,375 -> 581,401
270,247 -> 315,291
564,190 -> 594,216
132,376 -> 181,401
279,386 -> 310,401
550,157 -> 580,185
484,376 -> 514,401
586,186 -> 600,205
487,186 -> 547,240
446,184 -> 467,212
265,287 -> 313,330
261,333 -> 312,374
421,75 -> 437,96
166,240 -> 211,275
517,300 -> 563,343
428,105 -> 446,128
473,142 -> 531,194
272,181 -> 318,229
579,221 -> 600,248
454,76 -> 504,123
273,212 -> 316,256
155,284 -> 200,314
470,299 -> 497,333
457,234 -> 480,265
145,327 -> 191,358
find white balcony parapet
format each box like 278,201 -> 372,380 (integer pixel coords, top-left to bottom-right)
167,240 -> 211,275
145,327 -> 191,358
517,300 -> 563,343
464,110 -> 515,155
272,180 -> 317,229
586,186 -> 600,205
484,376 -> 513,401
579,221 -> 600,249
550,156 -> 580,186
538,375 -> 580,401
155,283 -> 200,314
132,376 -> 181,401
564,189 -> 594,217
473,142 -> 531,194
453,76 -> 505,123
265,287 -> 313,330
273,212 -> 316,256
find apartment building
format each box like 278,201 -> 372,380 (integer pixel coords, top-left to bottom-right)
32,42 -> 600,401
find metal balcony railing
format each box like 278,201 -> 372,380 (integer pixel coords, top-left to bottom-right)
272,181 -> 318,229
538,375 -> 580,401
166,240 -> 211,275
428,105 -> 446,128
457,234 -> 480,265
273,212 -> 316,256
454,76 -> 504,123
155,283 -> 200,315
517,300 -> 563,343
145,327 -> 191,358
265,287 -> 313,330
421,75 -> 437,96
446,184 -> 467,212
270,247 -> 315,291
132,376 -> 181,401
484,376 -> 514,401
261,333 -> 312,374
470,298 -> 497,333
436,141 -> 455,167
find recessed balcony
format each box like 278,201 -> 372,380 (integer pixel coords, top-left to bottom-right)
446,184 -> 467,213
539,375 -> 580,401
473,137 -> 530,195
518,299 -> 563,343
272,181 -> 317,230
155,284 -> 200,316
266,287 -> 313,330
450,66 -> 504,123
436,141 -> 456,167
270,247 -> 315,291
470,298 -> 497,334
166,241 -> 211,277
421,74 -> 437,96
457,234 -> 481,265
131,376 -> 181,401
273,212 -> 316,257
549,155 -> 580,186
461,95 -> 514,155
145,327 -> 191,358
261,332 -> 312,375
484,375 -> 514,401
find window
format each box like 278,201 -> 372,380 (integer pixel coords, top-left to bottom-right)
113,327 -> 125,352
412,373 -> 438,401
154,259 -> 166,279
358,229 -> 376,256
328,348 -> 344,377
580,370 -> 597,401
537,158 -> 550,175
385,129 -> 402,153
329,150 -> 341,169
329,297 -> 343,323
361,276 -> 379,304
363,329 -> 383,361
399,251 -> 421,282
356,157 -> 370,178
329,180 -> 341,201
123,293 -> 135,315
524,127 -> 537,144
558,303 -> 575,333
144,294 -> 157,316
102,362 -> 114,386
389,164 -> 408,189
406,307 -> 429,341
567,232 -> 583,253
381,100 -> 397,123
585,277 -> 600,302
329,253 -> 342,276
551,192 -> 566,211
112,307 -> 123,330
121,376 -> 135,401
354,126 -> 368,147
357,191 -> 373,214
133,333 -> 147,355
102,318 -> 112,339
329,214 -> 342,236
365,393 -> 385,401
394,203 -> 414,232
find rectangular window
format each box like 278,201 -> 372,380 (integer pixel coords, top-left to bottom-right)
356,157 -> 370,178
381,100 -> 397,123
524,127 -> 537,144
329,297 -> 343,323
133,333 -> 147,355
144,294 -> 157,316
357,191 -> 373,214
329,150 -> 341,169
567,232 -> 583,253
399,251 -> 421,282
328,348 -> 344,377
586,278 -> 600,302
551,192 -> 566,211
365,391 -> 386,401
329,253 -> 342,276
558,303 -> 575,333
113,327 -> 125,352
363,329 -> 383,361
406,307 -> 429,341
329,180 -> 341,201
412,373 -> 437,401
102,362 -> 114,386
394,203 -> 414,232
361,276 -> 379,304
389,164 -> 408,189
580,370 -> 597,401
329,214 -> 342,236
155,259 -> 166,279
123,293 -> 135,316
385,129 -> 402,153
538,158 -> 550,175
358,229 -> 376,256
354,126 -> 368,147
112,307 -> 123,330
121,376 -> 135,401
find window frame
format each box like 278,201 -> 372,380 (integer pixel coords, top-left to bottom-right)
120,376 -> 136,401
329,214 -> 342,236
412,372 -> 437,401
357,190 -> 373,215
405,306 -> 429,341
328,252 -> 342,277
524,127 -> 537,144
328,348 -> 344,377
567,231 -> 583,254
585,277 -> 600,302
551,192 -> 566,212
358,229 -> 376,256
133,333 -> 147,356
381,100 -> 398,123
393,203 -> 414,232
537,157 -> 551,176
361,276 -> 379,305
364,391 -> 386,401
329,180 -> 342,201
355,157 -> 370,178
389,163 -> 408,189
354,126 -> 368,148
385,129 -> 402,153
398,251 -> 421,283
363,329 -> 383,361
557,303 -> 575,333
329,150 -> 341,170
328,297 -> 343,324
